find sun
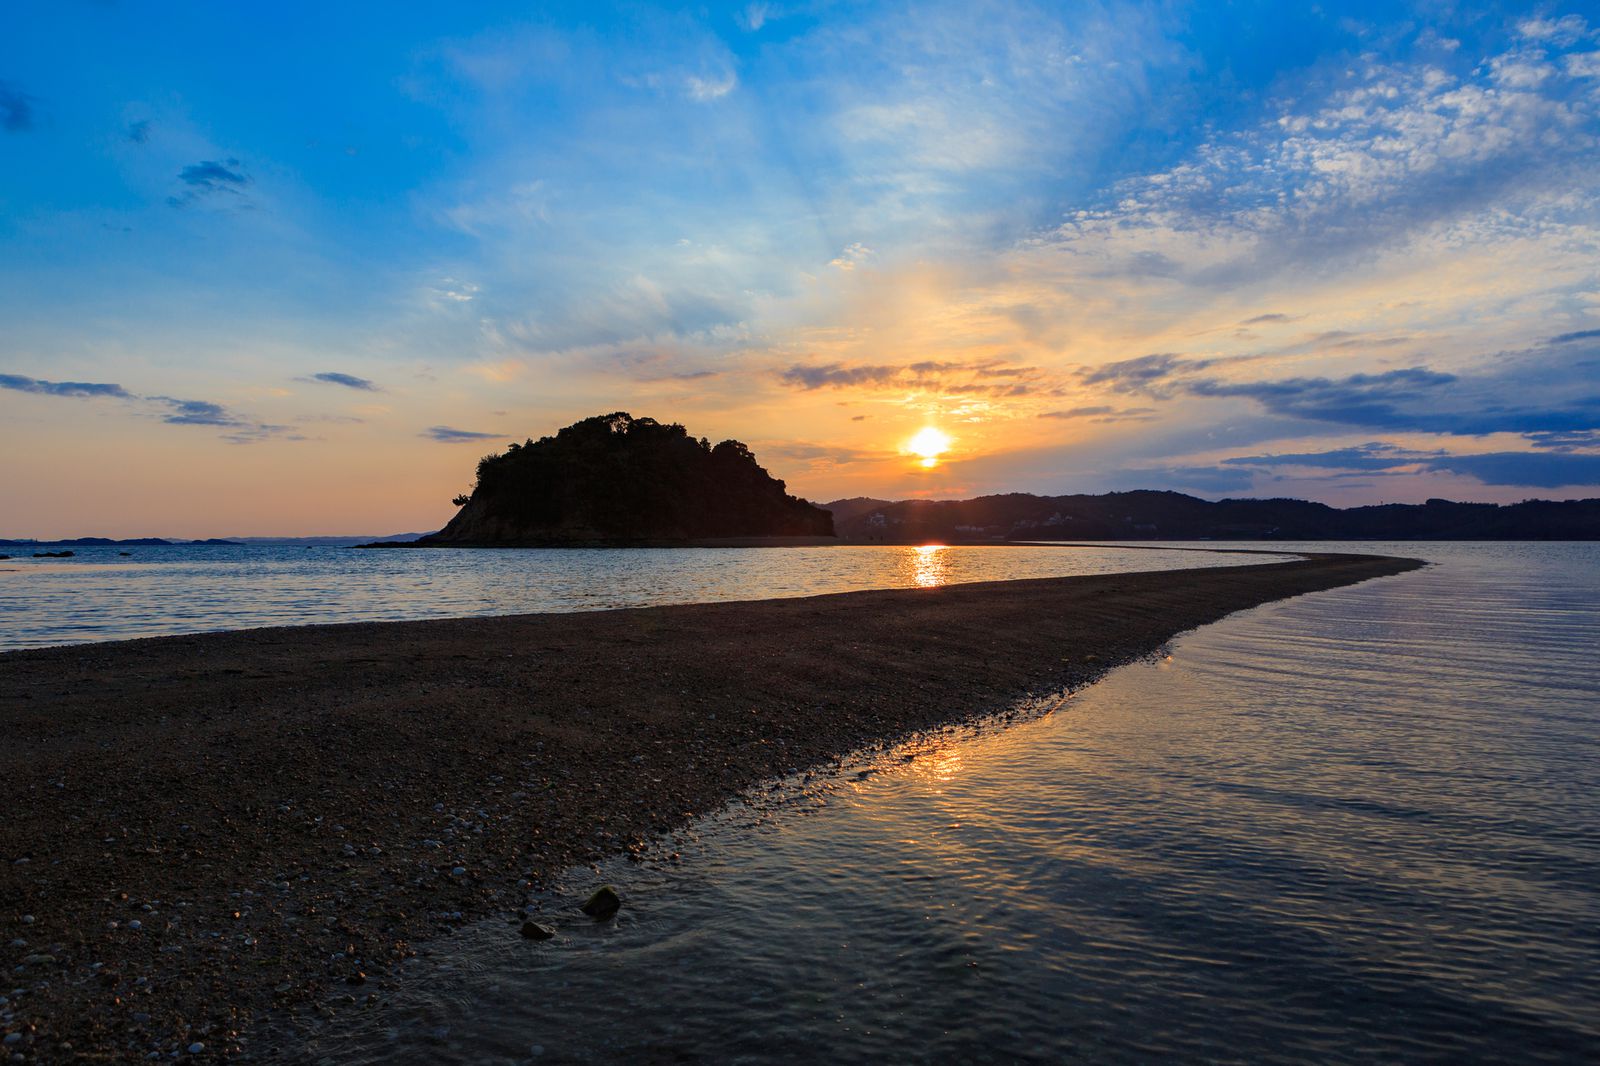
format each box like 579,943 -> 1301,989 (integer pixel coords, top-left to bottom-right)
907,426 -> 952,468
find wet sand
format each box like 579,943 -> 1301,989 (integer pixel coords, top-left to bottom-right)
0,552 -> 1420,1060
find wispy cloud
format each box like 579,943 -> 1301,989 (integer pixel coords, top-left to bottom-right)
1079,354 -> 1203,396
307,371 -> 380,391
684,70 -> 737,102
155,398 -> 239,426
423,425 -> 501,443
0,373 -> 131,398
780,359 -> 1045,397
168,158 -> 250,208
1,372 -> 294,444
1221,442 -> 1600,489
737,3 -> 772,32
1049,27 -> 1600,285
1038,405 -> 1156,422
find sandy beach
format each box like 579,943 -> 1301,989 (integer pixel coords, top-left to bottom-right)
0,552 -> 1420,1060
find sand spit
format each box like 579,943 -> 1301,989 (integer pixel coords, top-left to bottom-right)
0,552 -> 1420,1060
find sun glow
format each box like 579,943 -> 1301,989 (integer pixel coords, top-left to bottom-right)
907,427 -> 952,468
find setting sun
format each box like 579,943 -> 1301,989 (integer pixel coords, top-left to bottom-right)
907,427 -> 952,468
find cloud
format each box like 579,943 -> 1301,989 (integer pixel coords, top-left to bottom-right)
1186,362 -> 1600,439
1240,313 -> 1298,325
829,243 -> 873,271
424,425 -> 501,443
1427,451 -> 1600,488
126,119 -> 150,144
1221,442 -> 1600,490
1078,354 -> 1202,396
685,71 -> 737,102
781,363 -> 902,389
1550,329 -> 1600,344
179,159 -> 248,190
169,158 -> 250,207
140,396 -> 288,443
1517,15 -> 1590,46
308,371 -> 380,391
780,359 -> 1046,397
1049,31 -> 1600,284
1040,405 -> 1114,418
1189,366 -> 1455,424
1221,443 -> 1430,472
0,373 -> 131,398
1038,405 -> 1156,422
737,3 -> 771,32
156,398 -> 241,426
2,373 -> 293,443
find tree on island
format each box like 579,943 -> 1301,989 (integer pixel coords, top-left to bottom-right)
420,412 -> 834,546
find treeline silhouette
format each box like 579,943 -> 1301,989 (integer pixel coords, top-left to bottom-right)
826,490 -> 1600,541
422,413 -> 834,545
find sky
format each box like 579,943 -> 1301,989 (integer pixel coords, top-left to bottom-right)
3,1 -> 1600,536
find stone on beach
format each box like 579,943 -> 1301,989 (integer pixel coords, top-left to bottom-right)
580,885 -> 621,920
519,920 -> 556,940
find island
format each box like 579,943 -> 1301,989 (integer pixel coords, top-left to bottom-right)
391,412 -> 835,547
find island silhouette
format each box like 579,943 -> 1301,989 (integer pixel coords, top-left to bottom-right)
407,412 -> 835,546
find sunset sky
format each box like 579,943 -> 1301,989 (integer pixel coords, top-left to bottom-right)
4,1 -> 1600,536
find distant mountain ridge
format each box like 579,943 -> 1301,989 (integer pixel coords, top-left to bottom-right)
824,490 -> 1600,541
414,412 -> 834,546
0,537 -> 243,547
0,534 -> 430,547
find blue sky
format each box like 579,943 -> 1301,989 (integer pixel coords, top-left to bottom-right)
2,1 -> 1598,534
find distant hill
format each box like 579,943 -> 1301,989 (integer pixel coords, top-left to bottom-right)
415,412 -> 834,546
820,497 -> 896,525
824,490 -> 1600,541
226,533 -> 434,546
0,537 -> 243,547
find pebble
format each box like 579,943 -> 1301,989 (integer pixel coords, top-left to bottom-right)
128,920 -> 143,931
580,885 -> 621,920
450,866 -> 466,876
518,921 -> 555,941
16,918 -> 31,926
188,1041 -> 204,1054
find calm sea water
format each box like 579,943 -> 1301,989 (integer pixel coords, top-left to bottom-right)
272,542 -> 1600,1064
0,542 -> 1286,651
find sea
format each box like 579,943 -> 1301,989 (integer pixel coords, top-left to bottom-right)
6,541 -> 1599,1062
0,541 -> 1287,651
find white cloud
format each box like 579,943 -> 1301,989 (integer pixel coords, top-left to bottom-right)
737,3 -> 771,32
829,243 -> 874,271
1516,15 -> 1590,46
685,71 -> 738,102
1566,51 -> 1600,78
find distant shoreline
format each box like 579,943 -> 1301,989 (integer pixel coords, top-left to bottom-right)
0,552 -> 1421,1059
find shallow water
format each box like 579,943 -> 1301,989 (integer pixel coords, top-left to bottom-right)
0,542 -> 1286,650
278,542 -> 1600,1064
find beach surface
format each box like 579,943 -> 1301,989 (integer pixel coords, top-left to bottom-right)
0,552 -> 1419,1060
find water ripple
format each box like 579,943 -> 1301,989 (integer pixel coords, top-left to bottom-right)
268,542 -> 1598,1063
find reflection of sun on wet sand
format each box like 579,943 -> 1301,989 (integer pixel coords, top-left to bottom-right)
0,552 -> 1421,1060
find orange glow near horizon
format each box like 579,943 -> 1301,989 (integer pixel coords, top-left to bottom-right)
907,427 -> 952,469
